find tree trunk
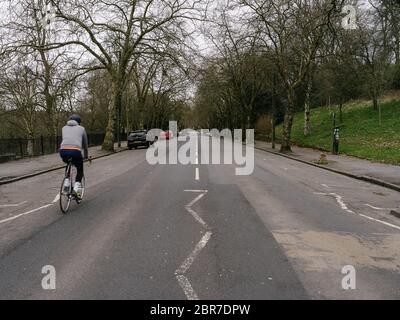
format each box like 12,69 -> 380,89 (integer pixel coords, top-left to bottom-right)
303,78 -> 312,136
271,115 -> 276,149
53,116 -> 58,153
372,85 -> 378,111
44,86 -> 58,151
27,132 -> 34,157
271,73 -> 276,149
373,95 -> 378,111
280,88 -> 296,153
378,103 -> 382,126
102,80 -> 122,151
39,49 -> 59,152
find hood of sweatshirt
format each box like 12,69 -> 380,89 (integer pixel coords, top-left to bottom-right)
67,120 -> 79,126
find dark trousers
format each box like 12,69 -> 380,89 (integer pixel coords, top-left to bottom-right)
60,149 -> 84,183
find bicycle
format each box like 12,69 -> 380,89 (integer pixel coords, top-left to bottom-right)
59,158 -> 86,214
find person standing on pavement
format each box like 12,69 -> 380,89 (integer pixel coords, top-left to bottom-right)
59,114 -> 88,198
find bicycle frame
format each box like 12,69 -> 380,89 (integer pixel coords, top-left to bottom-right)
65,159 -> 73,183
60,158 -> 84,214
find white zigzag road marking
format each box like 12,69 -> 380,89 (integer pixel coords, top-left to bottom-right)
185,207 -> 208,229
176,275 -> 199,300
315,192 -> 400,231
365,204 -> 397,211
175,231 -> 212,275
176,190 -> 212,300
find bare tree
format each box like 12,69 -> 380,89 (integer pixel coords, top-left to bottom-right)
202,4 -> 271,135
371,0 -> 400,64
38,0 -> 206,150
0,62 -> 41,155
1,0 -> 94,151
355,3 -> 391,121
240,0 -> 343,152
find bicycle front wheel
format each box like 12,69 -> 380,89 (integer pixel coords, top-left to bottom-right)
60,177 -> 72,214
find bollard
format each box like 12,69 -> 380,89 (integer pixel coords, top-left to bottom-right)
332,127 -> 340,155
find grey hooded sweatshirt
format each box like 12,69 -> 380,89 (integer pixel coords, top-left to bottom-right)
60,120 -> 89,158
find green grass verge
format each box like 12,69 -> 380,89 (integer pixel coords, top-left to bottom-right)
276,99 -> 400,165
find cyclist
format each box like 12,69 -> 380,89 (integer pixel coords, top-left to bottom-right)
59,114 -> 88,198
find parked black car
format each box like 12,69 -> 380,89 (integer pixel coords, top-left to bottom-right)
128,130 -> 151,149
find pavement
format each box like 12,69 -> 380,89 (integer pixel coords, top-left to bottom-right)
255,141 -> 400,189
0,142 -> 128,183
0,134 -> 399,299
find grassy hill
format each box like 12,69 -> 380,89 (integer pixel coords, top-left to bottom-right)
276,94 -> 400,165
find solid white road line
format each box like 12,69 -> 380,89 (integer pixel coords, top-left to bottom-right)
0,201 -> 27,208
358,213 -> 400,230
53,193 -> 60,203
184,190 -> 208,193
187,193 -> 206,208
185,207 -> 208,229
0,193 -> 60,225
185,192 -> 209,228
175,231 -> 212,275
0,204 -> 53,225
176,275 -> 199,300
315,192 -> 400,231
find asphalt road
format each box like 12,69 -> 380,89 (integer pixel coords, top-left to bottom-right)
0,133 -> 399,300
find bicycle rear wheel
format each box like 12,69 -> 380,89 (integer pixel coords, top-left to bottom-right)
60,176 -> 72,214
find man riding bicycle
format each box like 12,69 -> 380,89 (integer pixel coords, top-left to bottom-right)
59,114 -> 88,198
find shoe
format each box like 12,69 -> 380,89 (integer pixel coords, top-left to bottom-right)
74,182 -> 82,198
